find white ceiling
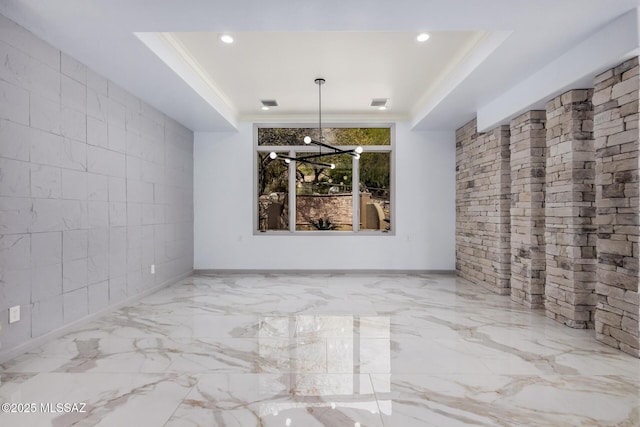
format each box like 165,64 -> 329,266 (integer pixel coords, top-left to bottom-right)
1,0 -> 639,132
165,30 -> 485,121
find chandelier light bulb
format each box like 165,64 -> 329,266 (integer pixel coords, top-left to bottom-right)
354,154 -> 360,160
355,146 -> 364,154
330,164 -> 336,169
284,158 -> 291,164
269,152 -> 277,159
304,136 -> 312,144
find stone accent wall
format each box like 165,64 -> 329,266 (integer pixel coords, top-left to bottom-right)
454,60 -> 640,358
544,90 -> 597,328
593,57 -> 640,357
456,119 -> 511,295
510,111 -> 547,307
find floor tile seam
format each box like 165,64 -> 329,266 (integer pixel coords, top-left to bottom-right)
0,369 -> 205,376
365,373 -> 388,427
160,372 -> 202,427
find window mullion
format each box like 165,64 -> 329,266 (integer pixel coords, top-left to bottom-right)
288,150 -> 296,233
352,155 -> 360,233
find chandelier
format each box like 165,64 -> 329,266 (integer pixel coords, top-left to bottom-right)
269,78 -> 363,168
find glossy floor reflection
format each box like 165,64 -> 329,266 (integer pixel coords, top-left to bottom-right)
1,273 -> 638,426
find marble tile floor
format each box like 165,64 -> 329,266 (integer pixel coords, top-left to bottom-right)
0,273 -> 638,426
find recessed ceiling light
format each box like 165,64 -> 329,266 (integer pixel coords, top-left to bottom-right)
261,106 -> 269,111
220,34 -> 234,44
417,33 -> 430,42
378,106 -> 387,111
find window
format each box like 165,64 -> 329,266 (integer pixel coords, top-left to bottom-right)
256,126 -> 393,233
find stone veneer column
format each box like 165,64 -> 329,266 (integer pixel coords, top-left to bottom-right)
456,119 -> 511,294
593,57 -> 640,357
544,90 -> 597,328
510,111 -> 546,307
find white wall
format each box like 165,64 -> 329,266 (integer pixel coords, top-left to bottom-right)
0,14 -> 194,358
194,121 -> 455,270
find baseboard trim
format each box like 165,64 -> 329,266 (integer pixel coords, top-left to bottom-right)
194,269 -> 456,275
0,270 -> 193,364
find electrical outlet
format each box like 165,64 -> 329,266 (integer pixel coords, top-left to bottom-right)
9,305 -> 20,324
150,264 -> 155,274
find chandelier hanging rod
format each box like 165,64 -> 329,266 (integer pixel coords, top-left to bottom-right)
269,78 -> 364,168
316,78 -> 324,142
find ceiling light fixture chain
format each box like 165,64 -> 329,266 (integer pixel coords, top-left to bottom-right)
269,79 -> 363,170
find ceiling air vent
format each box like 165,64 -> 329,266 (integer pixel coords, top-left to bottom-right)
370,98 -> 388,108
261,100 -> 278,107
